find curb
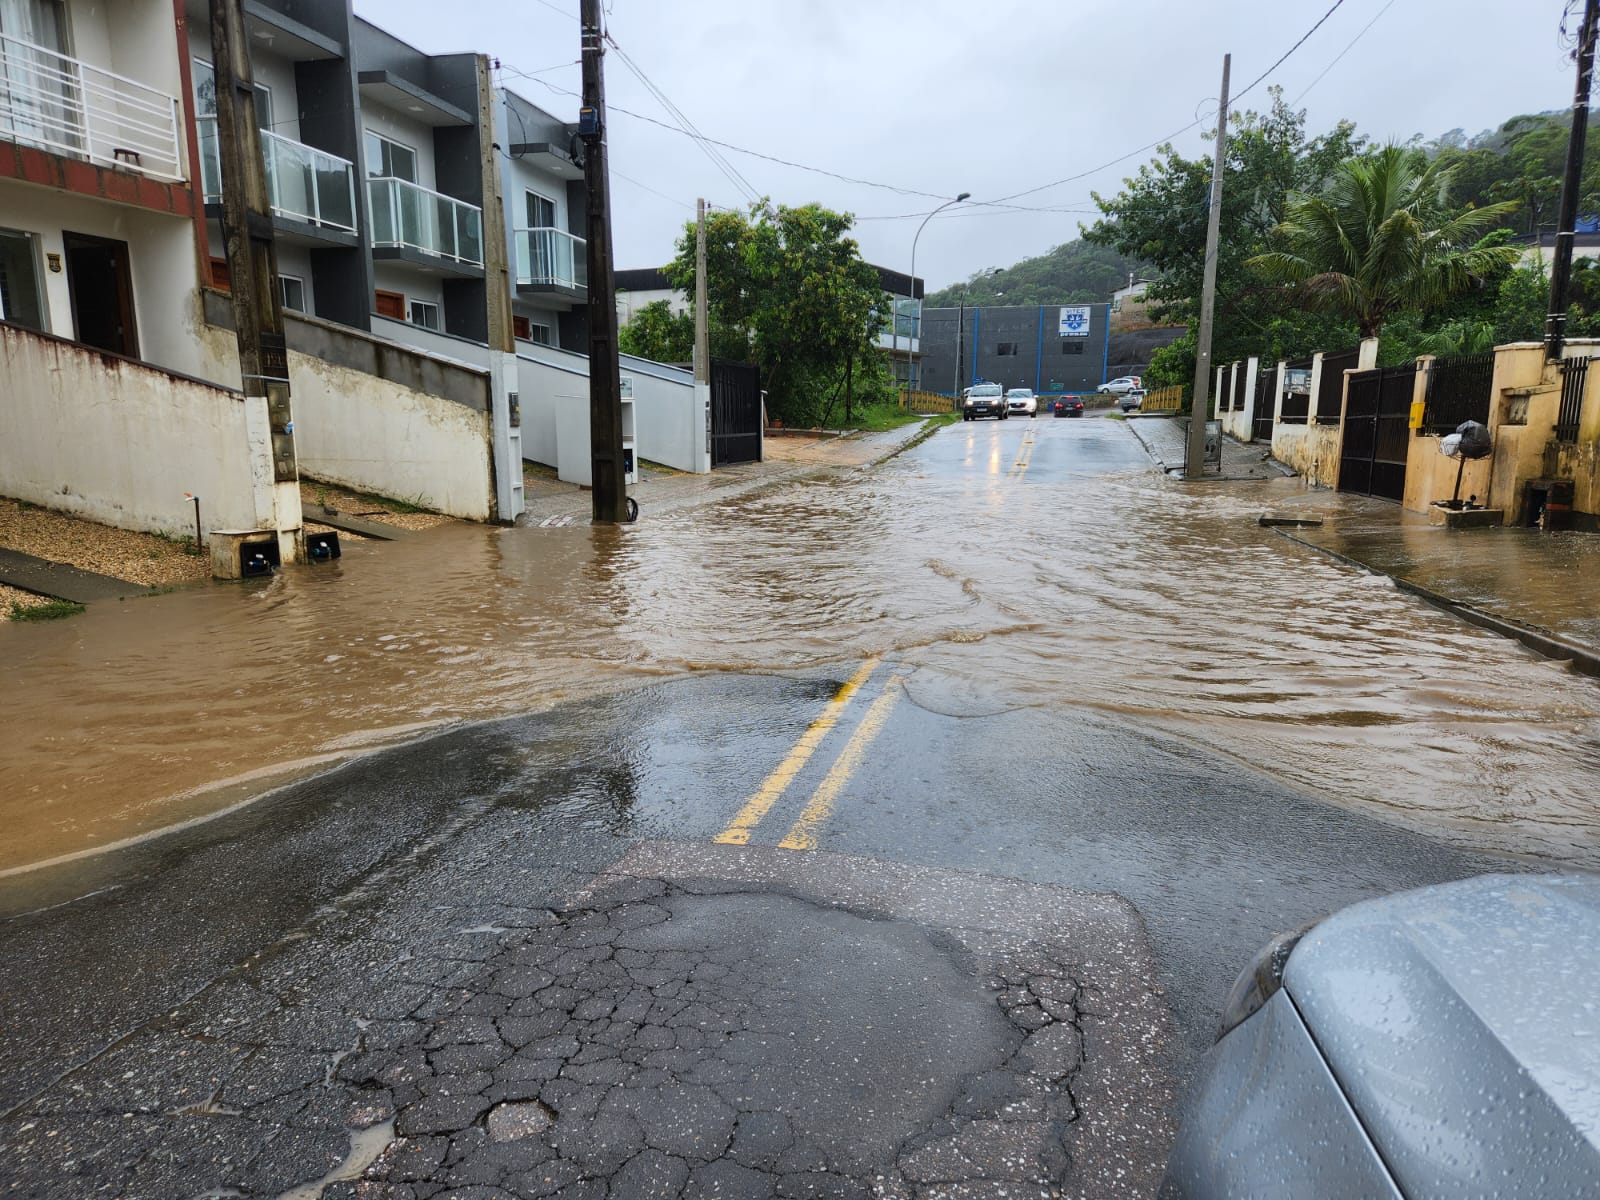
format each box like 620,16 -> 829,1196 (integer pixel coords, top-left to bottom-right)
1275,529 -> 1600,679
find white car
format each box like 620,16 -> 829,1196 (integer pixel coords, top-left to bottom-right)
1004,388 -> 1038,417
1098,376 -> 1143,396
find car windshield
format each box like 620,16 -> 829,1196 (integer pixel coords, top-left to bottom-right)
970,385 -> 1003,397
1006,390 -> 1031,398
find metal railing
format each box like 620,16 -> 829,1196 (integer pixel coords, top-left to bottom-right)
514,226 -> 586,290
1279,357 -> 1314,424
197,116 -> 357,233
1422,350 -> 1494,435
0,31 -> 183,179
369,176 -> 483,266
1140,384 -> 1184,413
1557,356 -> 1589,443
1316,348 -> 1359,425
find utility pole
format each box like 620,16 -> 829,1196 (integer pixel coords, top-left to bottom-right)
210,0 -> 301,561
694,197 -> 712,472
1186,53 -> 1230,481
953,302 -> 965,399
579,0 -> 626,522
1547,0 -> 1599,360
477,54 -> 523,522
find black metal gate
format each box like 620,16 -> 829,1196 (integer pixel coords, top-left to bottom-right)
1252,369 -> 1276,442
1339,364 -> 1415,501
710,360 -> 762,467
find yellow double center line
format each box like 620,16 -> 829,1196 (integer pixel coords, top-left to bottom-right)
1008,430 -> 1037,480
713,659 -> 904,851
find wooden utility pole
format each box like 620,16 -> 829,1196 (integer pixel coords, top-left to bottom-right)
1547,0 -> 1599,360
210,0 -> 300,558
694,198 -> 712,471
579,0 -> 626,523
477,54 -> 523,522
1186,53 -> 1230,481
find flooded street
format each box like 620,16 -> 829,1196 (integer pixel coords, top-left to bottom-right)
3,416 -> 1598,873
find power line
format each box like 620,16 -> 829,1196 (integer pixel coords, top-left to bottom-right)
1232,0 -> 1349,103
1292,0 -> 1399,106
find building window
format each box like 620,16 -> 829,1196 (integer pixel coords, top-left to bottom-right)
525,191 -> 556,229
0,228 -> 47,332
364,131 -> 417,182
1059,340 -> 1085,355
279,275 -> 306,313
208,256 -> 232,289
374,289 -> 406,320
512,315 -> 551,344
997,342 -> 1020,356
409,299 -> 440,330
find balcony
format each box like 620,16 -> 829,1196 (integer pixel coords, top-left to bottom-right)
368,176 -> 483,275
514,227 -> 586,303
197,116 -> 358,239
0,31 -> 183,180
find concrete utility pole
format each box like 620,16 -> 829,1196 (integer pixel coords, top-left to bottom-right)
694,198 -> 712,471
579,0 -> 627,523
477,54 -> 524,522
1547,0 -> 1599,360
209,0 -> 301,562
1186,53 -> 1230,481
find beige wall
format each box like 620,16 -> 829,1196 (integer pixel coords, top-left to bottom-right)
0,322 -> 261,535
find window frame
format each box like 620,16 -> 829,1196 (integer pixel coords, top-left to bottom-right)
279,274 -> 306,313
0,226 -> 49,333
524,189 -> 557,230
409,298 -> 440,331
996,341 -> 1020,357
364,130 -> 418,182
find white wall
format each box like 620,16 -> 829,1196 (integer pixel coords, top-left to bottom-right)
0,322 -> 260,535
373,263 -> 444,318
0,183 -> 209,379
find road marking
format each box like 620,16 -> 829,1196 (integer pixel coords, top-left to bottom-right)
777,673 -> 906,851
1009,430 -> 1037,480
713,658 -> 879,845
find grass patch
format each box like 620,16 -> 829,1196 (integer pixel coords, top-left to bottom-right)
839,402 -> 924,433
10,597 -> 85,621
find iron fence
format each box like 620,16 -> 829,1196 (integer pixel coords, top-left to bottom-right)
1231,362 -> 1246,411
1422,351 -> 1495,435
1252,369 -> 1275,442
1316,348 -> 1359,425
1557,356 -> 1589,443
1278,357 -> 1314,424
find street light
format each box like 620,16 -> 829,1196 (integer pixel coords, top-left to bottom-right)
902,191 -> 970,402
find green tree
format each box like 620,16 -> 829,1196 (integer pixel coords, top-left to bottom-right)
1249,144 -> 1521,339
617,299 -> 693,363
925,240 -> 1139,308
665,201 -> 888,426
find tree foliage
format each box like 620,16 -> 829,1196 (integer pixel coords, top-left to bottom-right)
1249,144 -> 1520,338
617,299 -> 693,363
663,201 -> 889,426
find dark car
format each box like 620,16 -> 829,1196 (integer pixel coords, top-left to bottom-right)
1161,872 -> 1600,1199
1054,397 -> 1085,418
962,384 -> 1007,420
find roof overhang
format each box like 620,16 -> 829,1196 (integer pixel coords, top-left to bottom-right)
242,2 -> 343,61
357,71 -> 473,127
509,141 -> 583,181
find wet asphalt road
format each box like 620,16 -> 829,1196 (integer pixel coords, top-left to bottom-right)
0,414 -> 1523,1199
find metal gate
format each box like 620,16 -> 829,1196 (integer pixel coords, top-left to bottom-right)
1338,364 -> 1415,501
1252,369 -> 1276,442
710,360 -> 762,466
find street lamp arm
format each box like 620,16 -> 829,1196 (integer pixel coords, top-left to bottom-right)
904,192 -> 970,398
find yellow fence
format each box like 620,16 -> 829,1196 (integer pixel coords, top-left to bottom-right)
1139,385 -> 1184,413
902,390 -> 957,413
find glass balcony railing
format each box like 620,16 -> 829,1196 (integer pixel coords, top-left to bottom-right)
0,31 -> 183,179
368,176 -> 483,267
514,227 -> 587,291
197,116 -> 357,234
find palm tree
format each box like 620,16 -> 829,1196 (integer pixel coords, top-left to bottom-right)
1249,144 -> 1520,339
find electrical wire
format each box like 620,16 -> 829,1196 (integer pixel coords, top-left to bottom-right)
1291,0 -> 1399,106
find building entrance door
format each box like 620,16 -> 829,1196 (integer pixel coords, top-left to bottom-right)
63,231 -> 138,357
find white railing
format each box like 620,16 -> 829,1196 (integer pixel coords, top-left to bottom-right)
0,32 -> 182,180
197,116 -> 357,233
368,176 -> 483,266
514,227 -> 586,290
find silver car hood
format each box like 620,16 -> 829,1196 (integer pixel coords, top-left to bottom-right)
1284,872 -> 1600,1197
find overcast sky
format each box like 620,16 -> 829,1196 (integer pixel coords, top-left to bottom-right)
359,0 -> 1581,292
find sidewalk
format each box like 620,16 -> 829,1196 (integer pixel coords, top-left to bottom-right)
517,421 -> 938,525
1124,413 -> 1293,481
1124,414 -> 1600,675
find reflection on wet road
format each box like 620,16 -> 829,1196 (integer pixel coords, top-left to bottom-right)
3,414 -> 1597,871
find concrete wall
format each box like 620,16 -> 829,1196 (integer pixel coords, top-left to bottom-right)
0,320 -> 261,535
204,294 -> 494,519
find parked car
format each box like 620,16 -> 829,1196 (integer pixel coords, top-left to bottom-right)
1005,388 -> 1038,417
1098,376 -> 1142,396
962,383 -> 1008,420
1054,397 -> 1085,418
1118,391 -> 1145,413
1161,872 -> 1600,1199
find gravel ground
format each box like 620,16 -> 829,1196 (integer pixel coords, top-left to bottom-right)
0,583 -> 54,617
0,497 -> 210,594
299,479 -> 455,531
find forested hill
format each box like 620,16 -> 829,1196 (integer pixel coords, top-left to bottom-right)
923,240 -> 1140,308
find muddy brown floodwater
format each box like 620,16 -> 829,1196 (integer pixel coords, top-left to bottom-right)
3,427 -> 1598,874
